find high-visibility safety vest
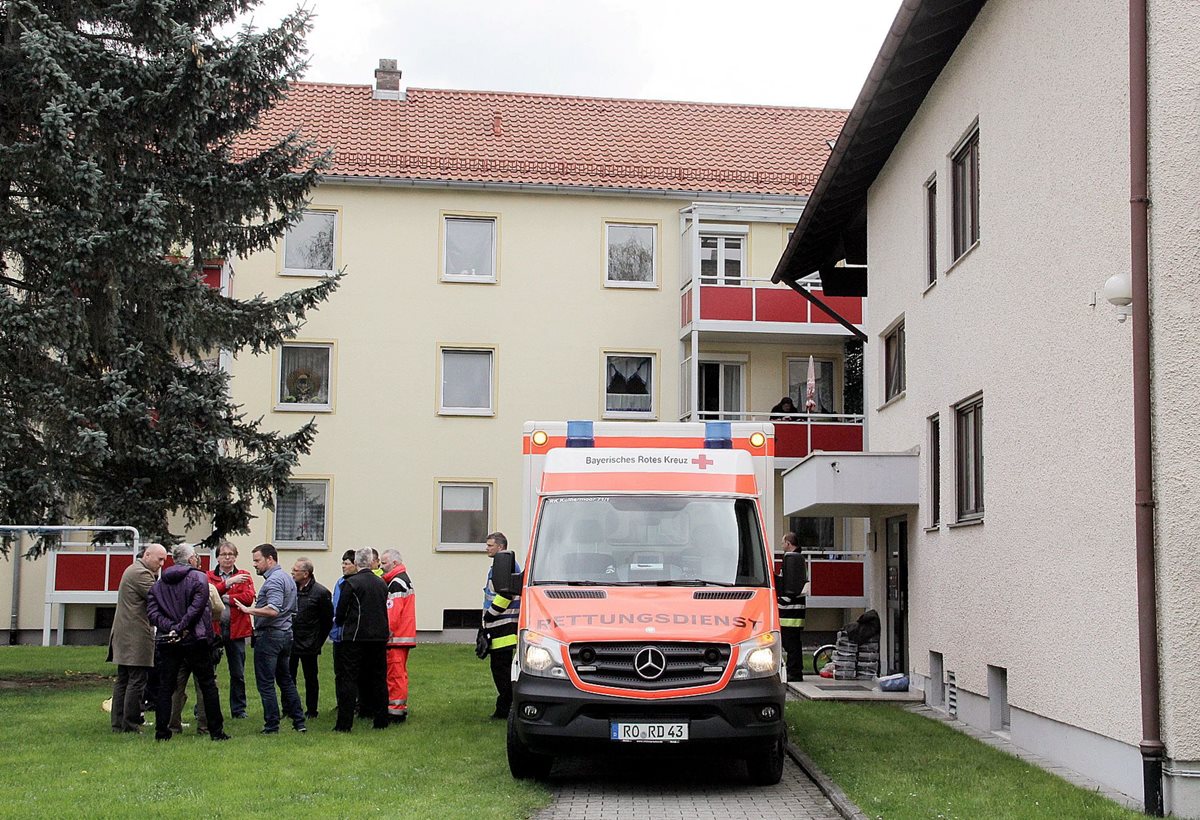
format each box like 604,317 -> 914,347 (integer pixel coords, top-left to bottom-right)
777,591 -> 806,629
383,564 -> 417,648
483,560 -> 521,650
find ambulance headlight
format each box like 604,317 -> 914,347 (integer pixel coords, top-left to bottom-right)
733,632 -> 781,679
519,630 -> 568,679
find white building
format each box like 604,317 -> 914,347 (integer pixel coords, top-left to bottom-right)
777,0 -> 1199,814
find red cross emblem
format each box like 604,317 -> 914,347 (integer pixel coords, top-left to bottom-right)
692,454 -> 714,470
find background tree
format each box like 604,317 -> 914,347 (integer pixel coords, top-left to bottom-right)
0,0 -> 341,556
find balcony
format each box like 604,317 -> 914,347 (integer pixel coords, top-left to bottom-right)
680,277 -> 863,340
680,408 -> 864,463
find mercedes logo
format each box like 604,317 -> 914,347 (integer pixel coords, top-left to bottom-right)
633,646 -> 666,680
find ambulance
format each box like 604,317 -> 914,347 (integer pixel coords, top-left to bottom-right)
493,420 -> 805,784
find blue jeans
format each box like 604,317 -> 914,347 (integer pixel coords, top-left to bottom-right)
224,636 -> 247,717
252,630 -> 305,732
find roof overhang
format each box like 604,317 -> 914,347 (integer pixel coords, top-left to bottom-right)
771,0 -> 988,297
782,451 -> 919,517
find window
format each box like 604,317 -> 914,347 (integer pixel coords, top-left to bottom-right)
274,479 -> 329,548
604,353 -> 655,417
928,414 -> 941,525
283,209 -> 337,276
956,394 -> 984,520
277,343 -> 333,411
788,516 -> 835,551
951,129 -> 980,259
925,176 -> 938,285
786,357 -> 835,414
698,360 -> 744,420
605,223 -> 656,287
884,322 -> 906,401
443,216 -> 496,282
699,232 -> 744,285
437,482 -> 492,550
440,348 -> 494,415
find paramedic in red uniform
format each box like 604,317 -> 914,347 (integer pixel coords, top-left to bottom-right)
380,549 -> 416,722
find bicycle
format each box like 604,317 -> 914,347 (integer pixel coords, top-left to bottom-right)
812,643 -> 836,674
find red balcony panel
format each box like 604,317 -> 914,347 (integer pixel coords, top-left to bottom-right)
774,423 -> 810,459
680,291 -> 692,326
809,290 -> 863,324
202,263 -> 222,291
810,560 -> 865,597
699,285 -> 753,321
55,554 -> 108,592
811,424 -> 864,452
108,554 -> 134,590
754,288 -> 810,323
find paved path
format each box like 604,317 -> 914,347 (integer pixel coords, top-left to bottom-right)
533,752 -> 842,819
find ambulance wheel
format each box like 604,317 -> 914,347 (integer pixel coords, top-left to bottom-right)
507,711 -> 553,779
745,732 -> 785,786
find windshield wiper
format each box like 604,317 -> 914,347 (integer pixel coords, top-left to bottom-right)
654,579 -> 738,587
533,579 -> 640,586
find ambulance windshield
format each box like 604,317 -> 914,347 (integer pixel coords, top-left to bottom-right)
529,496 -> 768,587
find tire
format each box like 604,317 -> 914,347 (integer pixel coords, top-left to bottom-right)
812,644 -> 836,675
507,711 -> 553,780
745,731 -> 786,786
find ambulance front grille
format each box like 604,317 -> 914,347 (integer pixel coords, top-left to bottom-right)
692,590 -> 754,600
569,641 -> 731,691
543,589 -> 607,599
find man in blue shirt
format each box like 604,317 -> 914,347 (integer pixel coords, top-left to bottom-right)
235,543 -> 306,734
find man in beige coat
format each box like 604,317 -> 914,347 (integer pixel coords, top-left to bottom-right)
108,543 -> 167,733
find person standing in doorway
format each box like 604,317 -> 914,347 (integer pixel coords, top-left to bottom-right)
108,543 -> 167,733
379,549 -> 416,722
207,541 -> 255,719
234,544 -> 306,734
483,532 -> 520,719
289,557 -> 333,719
777,532 -> 807,681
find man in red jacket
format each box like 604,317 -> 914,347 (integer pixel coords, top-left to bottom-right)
380,549 -> 416,722
207,541 -> 255,719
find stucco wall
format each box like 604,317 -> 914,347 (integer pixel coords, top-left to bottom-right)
863,0 -> 1141,748
1148,0 -> 1200,761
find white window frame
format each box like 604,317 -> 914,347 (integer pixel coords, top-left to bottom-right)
697,355 -> 747,421
883,319 -> 906,403
603,351 -> 657,419
435,480 -> 494,552
439,346 -> 496,416
281,208 -> 339,277
276,341 -> 334,412
604,221 -> 658,288
272,477 -> 331,550
698,223 -> 749,286
442,214 -> 498,283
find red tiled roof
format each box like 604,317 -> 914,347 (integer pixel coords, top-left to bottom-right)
237,83 -> 847,197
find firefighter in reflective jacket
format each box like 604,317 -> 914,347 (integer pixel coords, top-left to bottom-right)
483,532 -> 520,719
380,549 -> 416,722
777,532 -> 807,680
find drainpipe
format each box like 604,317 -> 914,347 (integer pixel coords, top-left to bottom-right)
1129,0 -> 1164,814
8,533 -> 21,645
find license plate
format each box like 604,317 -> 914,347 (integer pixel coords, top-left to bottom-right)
610,722 -> 688,742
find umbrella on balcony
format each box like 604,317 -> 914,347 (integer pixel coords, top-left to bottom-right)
805,355 -> 818,413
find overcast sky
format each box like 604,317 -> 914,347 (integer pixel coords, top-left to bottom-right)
242,0 -> 904,109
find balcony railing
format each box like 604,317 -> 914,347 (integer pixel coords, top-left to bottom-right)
680,276 -> 863,331
678,409 -> 864,459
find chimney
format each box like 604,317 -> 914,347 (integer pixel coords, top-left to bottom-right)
373,58 -> 405,100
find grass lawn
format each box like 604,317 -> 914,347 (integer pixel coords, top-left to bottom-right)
0,643 -> 550,819
787,700 -> 1143,820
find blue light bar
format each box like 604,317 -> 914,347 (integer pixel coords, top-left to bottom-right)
704,421 -> 733,449
566,420 -> 595,448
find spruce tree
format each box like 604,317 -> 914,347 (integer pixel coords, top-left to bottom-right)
0,1 -> 342,555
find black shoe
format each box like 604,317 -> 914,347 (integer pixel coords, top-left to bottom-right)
490,711 -> 508,720
154,733 -> 172,742
293,725 -> 307,733
391,714 -> 407,724
305,711 -> 319,719
210,732 -> 231,741
332,726 -> 351,733
232,713 -> 248,720
260,728 -> 279,735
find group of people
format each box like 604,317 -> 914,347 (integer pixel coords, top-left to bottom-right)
107,540 -> 416,739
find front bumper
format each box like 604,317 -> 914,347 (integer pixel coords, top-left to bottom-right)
512,674 -> 785,756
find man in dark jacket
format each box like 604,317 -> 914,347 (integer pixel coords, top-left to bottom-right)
146,543 -> 229,741
332,547 -> 390,732
289,557 -> 333,718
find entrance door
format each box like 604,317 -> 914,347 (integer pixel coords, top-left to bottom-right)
698,361 -> 743,420
885,516 -> 909,675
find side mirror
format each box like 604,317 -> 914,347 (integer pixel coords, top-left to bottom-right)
491,550 -> 523,598
781,551 -> 805,597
